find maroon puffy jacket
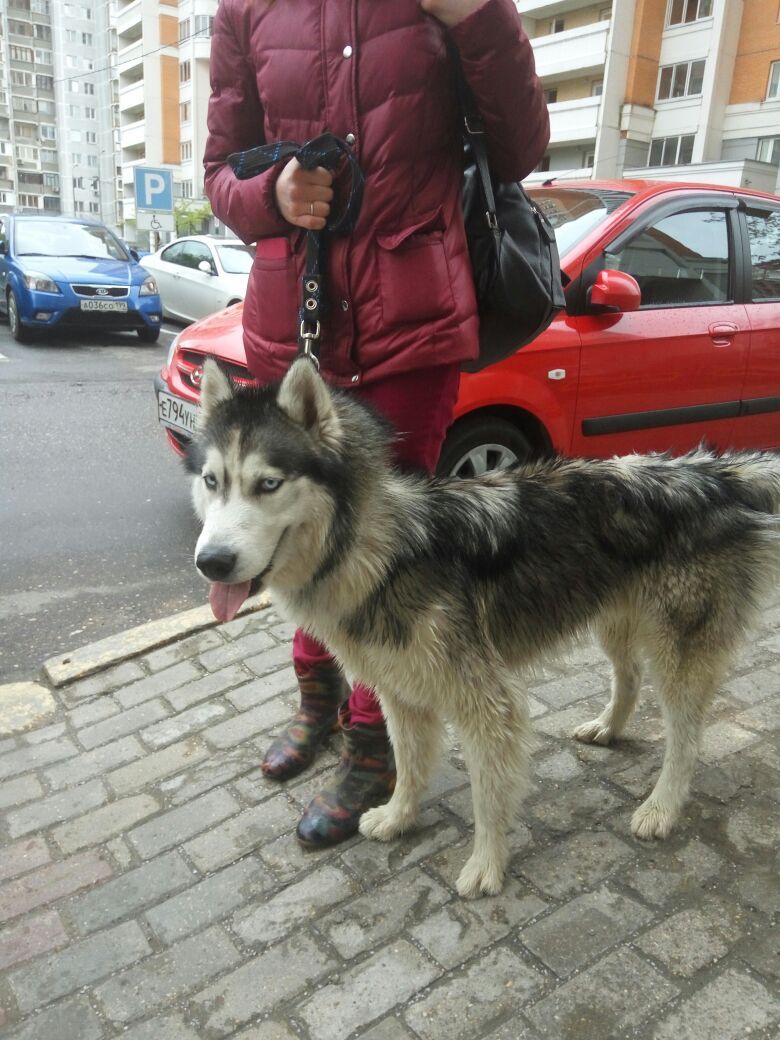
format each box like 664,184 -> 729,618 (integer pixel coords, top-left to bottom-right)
204,0 -> 549,387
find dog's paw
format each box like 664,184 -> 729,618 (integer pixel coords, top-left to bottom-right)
455,854 -> 506,899
574,718 -> 614,746
631,798 -> 676,840
359,805 -> 406,842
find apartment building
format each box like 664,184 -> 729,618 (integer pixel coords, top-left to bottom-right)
522,0 -> 780,193
0,0 -> 119,222
113,0 -> 216,242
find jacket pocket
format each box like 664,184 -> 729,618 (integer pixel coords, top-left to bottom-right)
250,236 -> 298,344
376,210 -> 454,326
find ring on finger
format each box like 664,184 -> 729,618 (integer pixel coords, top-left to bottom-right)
310,202 -> 314,217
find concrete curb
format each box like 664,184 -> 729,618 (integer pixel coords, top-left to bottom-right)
42,592 -> 272,688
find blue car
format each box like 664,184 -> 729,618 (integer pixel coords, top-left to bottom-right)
0,214 -> 162,343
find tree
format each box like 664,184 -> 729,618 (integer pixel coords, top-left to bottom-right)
175,198 -> 213,236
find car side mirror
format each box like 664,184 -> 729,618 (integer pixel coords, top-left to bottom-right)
129,249 -> 140,262
587,269 -> 641,313
0,241 -> 6,255
198,260 -> 215,275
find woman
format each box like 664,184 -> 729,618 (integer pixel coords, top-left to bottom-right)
204,0 -> 549,848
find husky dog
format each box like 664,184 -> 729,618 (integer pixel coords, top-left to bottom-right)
190,358 -> 780,897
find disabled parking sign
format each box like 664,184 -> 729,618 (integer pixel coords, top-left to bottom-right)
134,167 -> 175,232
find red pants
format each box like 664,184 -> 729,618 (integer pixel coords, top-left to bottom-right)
292,363 -> 461,725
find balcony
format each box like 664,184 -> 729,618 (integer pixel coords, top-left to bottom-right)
517,0 -> 607,18
119,81 -> 145,116
193,35 -> 211,63
121,119 -> 146,150
532,20 -> 609,81
548,96 -> 601,145
117,40 -> 143,73
115,0 -> 142,43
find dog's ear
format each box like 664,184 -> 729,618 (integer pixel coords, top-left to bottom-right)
198,358 -> 233,426
277,358 -> 341,447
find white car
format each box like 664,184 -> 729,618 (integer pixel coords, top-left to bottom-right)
141,235 -> 253,323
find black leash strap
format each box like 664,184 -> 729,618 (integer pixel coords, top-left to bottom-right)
228,133 -> 365,365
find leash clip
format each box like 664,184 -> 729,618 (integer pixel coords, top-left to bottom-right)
299,320 -> 321,370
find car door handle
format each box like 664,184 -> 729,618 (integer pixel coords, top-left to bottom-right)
708,322 -> 739,346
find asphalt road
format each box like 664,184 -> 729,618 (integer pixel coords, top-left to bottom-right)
0,318 -> 210,683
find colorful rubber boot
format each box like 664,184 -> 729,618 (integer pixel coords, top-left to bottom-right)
296,705 -> 396,848
260,662 -> 348,781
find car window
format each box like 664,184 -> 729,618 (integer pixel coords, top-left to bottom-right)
744,207 -> 780,302
0,219 -> 6,253
14,220 -> 129,261
607,208 -> 730,306
528,186 -> 633,256
160,242 -> 186,266
179,242 -> 214,271
216,243 -> 253,274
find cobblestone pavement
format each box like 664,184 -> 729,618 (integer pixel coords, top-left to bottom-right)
0,599 -> 778,1040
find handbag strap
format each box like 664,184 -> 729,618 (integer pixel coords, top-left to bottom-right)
452,54 -> 501,248
227,132 -> 365,364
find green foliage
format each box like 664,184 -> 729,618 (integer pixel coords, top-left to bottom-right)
175,198 -> 213,236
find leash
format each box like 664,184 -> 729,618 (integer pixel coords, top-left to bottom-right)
228,133 -> 365,367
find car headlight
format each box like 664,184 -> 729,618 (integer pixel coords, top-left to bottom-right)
24,272 -> 61,294
166,333 -> 180,371
139,275 -> 159,296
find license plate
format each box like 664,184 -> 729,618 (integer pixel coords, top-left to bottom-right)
80,299 -> 128,312
158,391 -> 197,436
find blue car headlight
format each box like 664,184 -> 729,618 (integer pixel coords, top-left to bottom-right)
24,272 -> 62,294
139,275 -> 159,297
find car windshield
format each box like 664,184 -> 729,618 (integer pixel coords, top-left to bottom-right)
216,243 -> 254,274
527,186 -> 634,256
15,220 -> 129,261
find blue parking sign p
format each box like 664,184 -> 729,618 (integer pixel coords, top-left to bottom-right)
134,167 -> 173,212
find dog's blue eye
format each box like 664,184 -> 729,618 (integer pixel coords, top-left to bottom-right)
203,474 -> 218,490
260,478 -> 283,493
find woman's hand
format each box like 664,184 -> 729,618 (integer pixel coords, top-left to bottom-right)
274,158 -> 334,230
418,0 -> 486,28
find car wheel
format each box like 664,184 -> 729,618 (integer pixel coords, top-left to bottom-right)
437,416 -> 534,478
137,326 -> 161,343
7,290 -> 31,343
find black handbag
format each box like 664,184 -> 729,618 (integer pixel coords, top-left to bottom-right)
456,61 -> 566,373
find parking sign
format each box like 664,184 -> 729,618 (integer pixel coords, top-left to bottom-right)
134,167 -> 174,211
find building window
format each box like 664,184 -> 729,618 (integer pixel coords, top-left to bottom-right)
552,17 -> 565,33
181,180 -> 193,199
179,18 -> 191,42
768,62 -> 780,100
181,140 -> 192,161
648,134 -> 695,166
43,196 -> 60,211
18,194 -> 40,209
536,155 -> 551,173
591,80 -> 604,96
83,82 -> 95,96
39,124 -> 57,141
10,45 -> 35,62
599,5 -> 612,18
180,61 -> 191,83
543,87 -> 558,105
194,15 -> 214,36
36,75 -> 55,91
180,100 -> 191,122
657,59 -> 705,100
757,137 -> 780,164
583,151 -> 595,167
85,131 -> 96,144
667,0 -> 713,26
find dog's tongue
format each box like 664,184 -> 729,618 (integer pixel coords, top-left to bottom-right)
208,581 -> 252,623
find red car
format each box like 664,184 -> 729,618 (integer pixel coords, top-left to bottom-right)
156,180 -> 780,474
